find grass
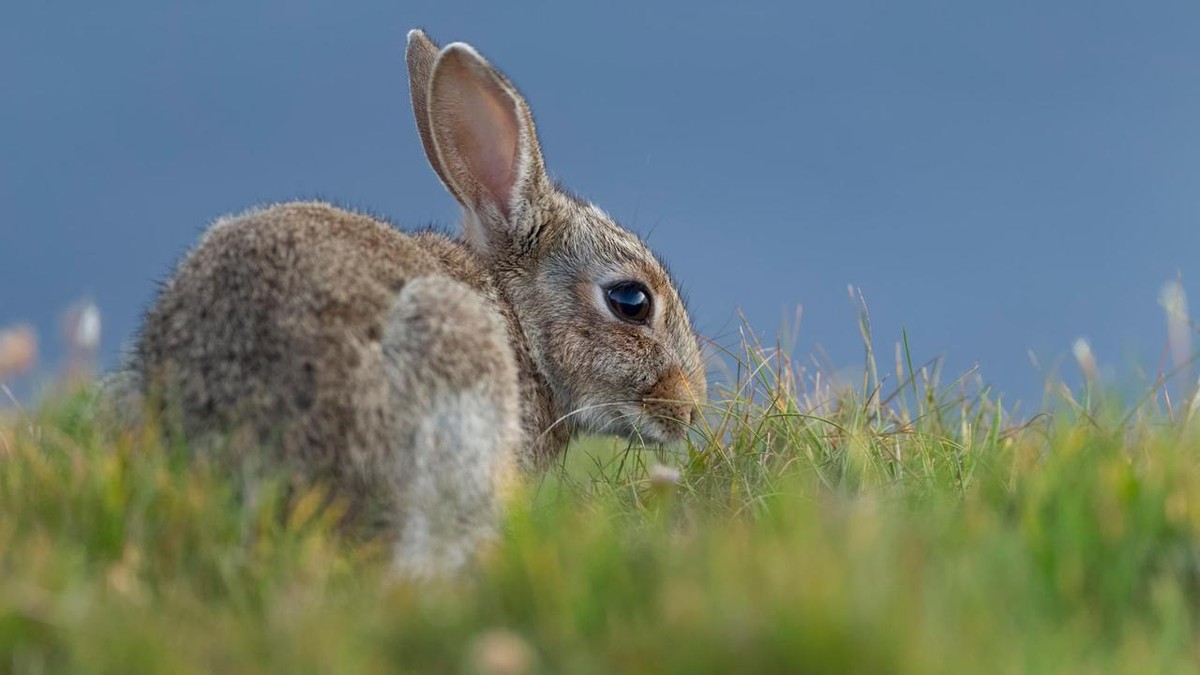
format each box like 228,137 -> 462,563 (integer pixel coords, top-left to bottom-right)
2,304 -> 1200,673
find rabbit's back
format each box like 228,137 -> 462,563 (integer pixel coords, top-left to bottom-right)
137,201 -> 487,478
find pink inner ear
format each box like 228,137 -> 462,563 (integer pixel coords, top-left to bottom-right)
443,64 -> 520,218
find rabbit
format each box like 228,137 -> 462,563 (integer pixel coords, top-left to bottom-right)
127,29 -> 707,575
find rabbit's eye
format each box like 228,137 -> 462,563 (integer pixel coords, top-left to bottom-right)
605,282 -> 652,324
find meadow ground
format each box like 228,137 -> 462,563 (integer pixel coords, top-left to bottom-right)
2,302 -> 1199,674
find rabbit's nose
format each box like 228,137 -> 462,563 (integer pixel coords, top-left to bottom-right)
644,365 -> 701,432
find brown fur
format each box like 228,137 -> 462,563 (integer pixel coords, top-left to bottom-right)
122,30 -> 705,574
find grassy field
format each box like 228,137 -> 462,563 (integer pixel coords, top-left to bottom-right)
2,315 -> 1199,674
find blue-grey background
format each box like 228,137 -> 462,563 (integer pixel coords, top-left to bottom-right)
2,1 -> 1197,403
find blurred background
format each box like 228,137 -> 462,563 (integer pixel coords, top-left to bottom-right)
2,1 -> 1197,404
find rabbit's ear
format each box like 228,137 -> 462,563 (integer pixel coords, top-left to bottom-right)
405,30 -> 453,192
427,42 -> 549,254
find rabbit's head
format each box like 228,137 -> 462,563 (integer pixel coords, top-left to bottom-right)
407,30 -> 706,444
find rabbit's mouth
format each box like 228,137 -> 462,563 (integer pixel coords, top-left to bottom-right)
638,400 -> 695,442
628,366 -> 700,444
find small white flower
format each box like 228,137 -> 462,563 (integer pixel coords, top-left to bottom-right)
74,302 -> 102,351
649,463 -> 681,487
469,629 -> 535,675
1072,338 -> 1097,383
1159,280 -> 1191,371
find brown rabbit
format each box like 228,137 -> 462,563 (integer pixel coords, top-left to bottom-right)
127,30 -> 706,574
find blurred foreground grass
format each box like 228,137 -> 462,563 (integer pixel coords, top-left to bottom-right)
2,309 -> 1200,673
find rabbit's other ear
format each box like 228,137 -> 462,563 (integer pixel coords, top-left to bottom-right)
427,42 -> 549,255
406,29 -> 453,192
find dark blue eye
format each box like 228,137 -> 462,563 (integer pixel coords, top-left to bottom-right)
605,282 -> 652,323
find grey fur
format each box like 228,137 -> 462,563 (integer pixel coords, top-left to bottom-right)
124,30 -> 706,574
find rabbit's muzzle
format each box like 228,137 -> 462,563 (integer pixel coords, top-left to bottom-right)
640,366 -> 702,440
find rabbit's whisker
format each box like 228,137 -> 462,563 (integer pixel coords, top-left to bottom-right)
532,400 -> 641,447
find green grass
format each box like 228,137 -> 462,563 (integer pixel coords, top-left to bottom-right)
2,323 -> 1200,673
